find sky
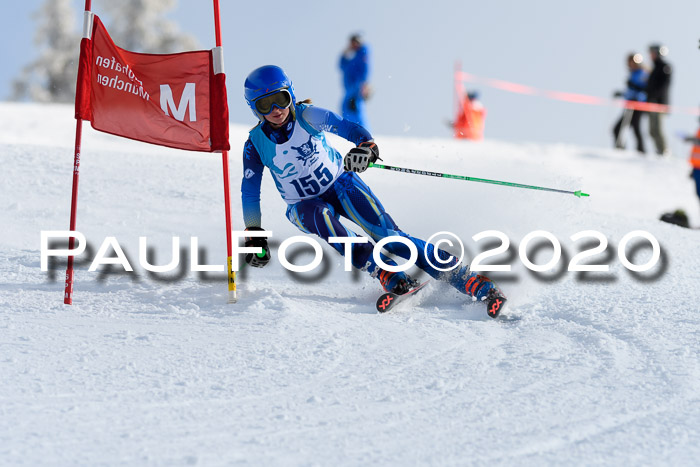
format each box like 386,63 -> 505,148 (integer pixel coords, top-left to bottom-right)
1,0 -> 699,156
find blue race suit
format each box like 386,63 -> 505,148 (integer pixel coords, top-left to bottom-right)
339,44 -> 370,128
241,104 -> 494,298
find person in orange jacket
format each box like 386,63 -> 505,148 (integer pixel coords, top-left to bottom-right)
453,91 -> 486,140
661,123 -> 700,228
685,119 -> 700,206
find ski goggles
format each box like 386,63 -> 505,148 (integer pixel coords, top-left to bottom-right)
254,89 -> 292,115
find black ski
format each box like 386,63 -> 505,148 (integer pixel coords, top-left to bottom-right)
485,289 -> 507,318
376,280 -> 431,313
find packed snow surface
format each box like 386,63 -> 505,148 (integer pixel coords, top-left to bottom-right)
1,103 -> 699,465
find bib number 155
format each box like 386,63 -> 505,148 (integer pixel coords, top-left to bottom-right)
290,164 -> 334,197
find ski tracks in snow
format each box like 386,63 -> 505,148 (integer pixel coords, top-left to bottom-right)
2,105 -> 700,465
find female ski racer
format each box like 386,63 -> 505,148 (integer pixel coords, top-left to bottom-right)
240,65 -> 505,317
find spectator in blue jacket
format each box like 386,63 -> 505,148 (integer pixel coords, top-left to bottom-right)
612,53 -> 648,154
339,33 -> 371,128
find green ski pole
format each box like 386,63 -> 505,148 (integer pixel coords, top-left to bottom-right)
369,163 -> 590,198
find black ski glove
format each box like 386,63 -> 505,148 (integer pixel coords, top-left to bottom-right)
344,141 -> 380,173
244,227 -> 270,268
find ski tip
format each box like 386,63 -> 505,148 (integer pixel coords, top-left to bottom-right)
487,296 -> 507,319
376,293 -> 397,313
574,190 -> 590,198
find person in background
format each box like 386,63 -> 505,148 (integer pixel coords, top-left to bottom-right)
339,33 -> 371,128
685,115 -> 700,210
453,91 -> 486,140
659,113 -> 699,229
646,44 -> 672,156
612,53 -> 648,154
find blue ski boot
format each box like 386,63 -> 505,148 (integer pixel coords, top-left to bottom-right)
446,265 -> 495,300
360,250 -> 417,295
445,265 -> 506,318
378,269 -> 417,295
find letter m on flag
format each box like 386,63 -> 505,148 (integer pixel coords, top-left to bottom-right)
160,83 -> 197,122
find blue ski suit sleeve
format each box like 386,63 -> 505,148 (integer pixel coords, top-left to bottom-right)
300,105 -> 373,145
241,138 -> 265,228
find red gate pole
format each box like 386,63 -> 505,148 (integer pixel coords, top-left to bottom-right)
64,121 -> 83,305
212,0 -> 236,303
64,0 -> 93,305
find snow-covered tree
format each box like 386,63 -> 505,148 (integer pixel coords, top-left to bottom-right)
11,0 -> 198,103
97,0 -> 198,53
11,0 -> 80,103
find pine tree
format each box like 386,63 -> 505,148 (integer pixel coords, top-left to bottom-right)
97,0 -> 198,54
12,0 -> 80,103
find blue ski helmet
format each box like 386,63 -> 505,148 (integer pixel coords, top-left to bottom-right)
244,65 -> 296,121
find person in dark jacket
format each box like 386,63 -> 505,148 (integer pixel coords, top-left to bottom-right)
612,53 -> 648,153
339,34 -> 371,128
646,44 -> 672,156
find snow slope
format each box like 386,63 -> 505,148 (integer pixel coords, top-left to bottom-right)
1,102 -> 699,466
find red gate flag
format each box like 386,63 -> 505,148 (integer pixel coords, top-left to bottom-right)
65,2 -> 235,306
75,15 -> 229,152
